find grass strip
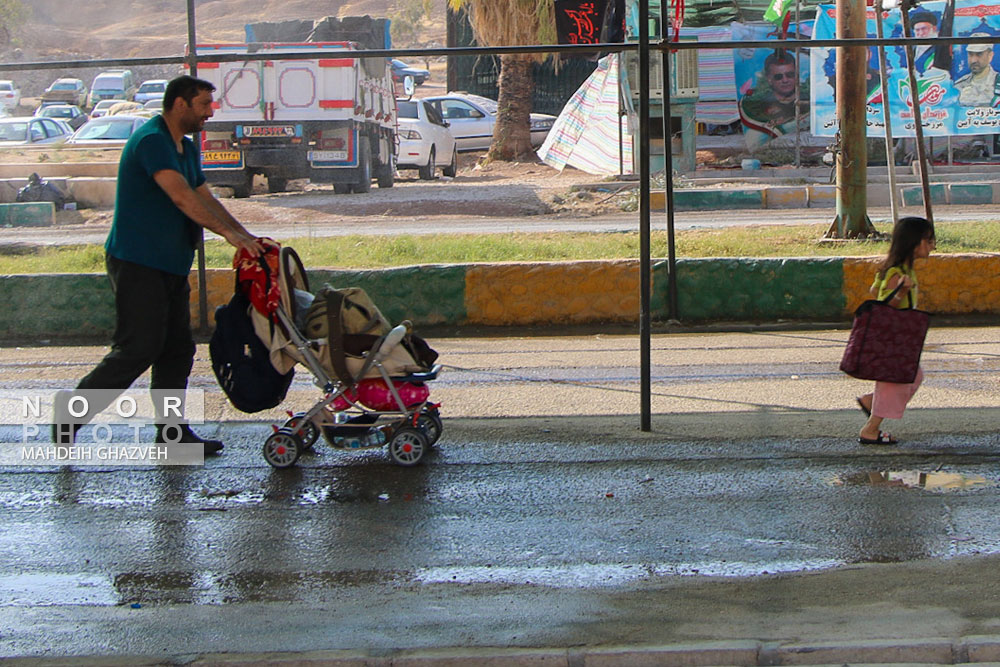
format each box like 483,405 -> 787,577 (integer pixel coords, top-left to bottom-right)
0,221 -> 997,274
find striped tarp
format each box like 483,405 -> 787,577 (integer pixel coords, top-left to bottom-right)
537,54 -> 634,175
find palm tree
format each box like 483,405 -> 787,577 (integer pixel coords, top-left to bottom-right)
447,0 -> 556,161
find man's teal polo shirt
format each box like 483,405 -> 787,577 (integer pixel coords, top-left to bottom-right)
105,115 -> 206,276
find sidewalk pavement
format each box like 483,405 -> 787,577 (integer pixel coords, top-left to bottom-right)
4,325 -> 1000,666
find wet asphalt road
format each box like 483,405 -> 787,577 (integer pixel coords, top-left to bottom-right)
2,329 -> 1000,658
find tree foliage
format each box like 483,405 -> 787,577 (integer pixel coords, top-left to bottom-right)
0,0 -> 25,28
389,0 -> 434,47
447,0 -> 556,162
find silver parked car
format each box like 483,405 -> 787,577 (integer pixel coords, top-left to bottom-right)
67,114 -> 149,146
422,93 -> 556,152
0,116 -> 73,145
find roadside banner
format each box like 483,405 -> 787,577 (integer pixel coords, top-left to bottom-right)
811,0 -> 1000,137
732,21 -> 813,149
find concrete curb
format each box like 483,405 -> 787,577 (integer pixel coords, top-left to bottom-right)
647,181 -> 1000,210
2,254 -> 1000,340
12,636 -> 1000,666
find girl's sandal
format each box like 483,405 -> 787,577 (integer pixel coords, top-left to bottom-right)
858,431 -> 897,445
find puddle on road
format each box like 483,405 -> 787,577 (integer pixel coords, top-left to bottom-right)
834,470 -> 996,492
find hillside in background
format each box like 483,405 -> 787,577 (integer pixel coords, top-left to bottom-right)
6,0 -> 446,96
19,0 -> 444,58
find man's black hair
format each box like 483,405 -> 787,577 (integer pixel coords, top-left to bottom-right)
162,75 -> 215,112
764,49 -> 796,73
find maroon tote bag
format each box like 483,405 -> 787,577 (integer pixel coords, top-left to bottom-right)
839,284 -> 930,384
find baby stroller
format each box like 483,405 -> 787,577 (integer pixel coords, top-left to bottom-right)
237,244 -> 442,469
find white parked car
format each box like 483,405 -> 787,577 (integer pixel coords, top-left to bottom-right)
134,79 -> 167,104
0,80 -> 21,111
0,116 -> 73,146
422,93 -> 556,152
67,114 -> 149,146
395,98 -> 457,180
88,99 -> 118,118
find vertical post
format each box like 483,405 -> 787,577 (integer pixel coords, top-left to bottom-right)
618,54 -> 624,177
832,0 -> 872,238
794,0 -> 802,168
187,0 -> 209,335
900,0 -> 934,223
659,0 -> 678,322
639,1 -> 652,432
875,0 -> 900,223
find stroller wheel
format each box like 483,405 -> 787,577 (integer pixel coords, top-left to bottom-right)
282,413 -> 320,450
416,408 -> 443,447
388,427 -> 428,467
263,428 -> 302,468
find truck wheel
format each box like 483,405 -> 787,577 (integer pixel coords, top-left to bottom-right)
418,148 -> 436,180
442,147 -> 458,178
231,172 -> 252,199
376,161 -> 394,189
267,177 -> 288,194
351,140 -> 372,193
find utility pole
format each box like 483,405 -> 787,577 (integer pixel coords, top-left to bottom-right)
827,0 -> 876,238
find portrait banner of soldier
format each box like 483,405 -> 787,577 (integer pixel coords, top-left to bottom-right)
811,0 -> 1000,137
732,21 -> 813,150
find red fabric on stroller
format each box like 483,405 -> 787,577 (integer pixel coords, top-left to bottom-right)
234,240 -> 281,318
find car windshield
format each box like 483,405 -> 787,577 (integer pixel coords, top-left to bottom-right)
0,122 -> 28,141
52,82 -> 76,90
467,96 -> 498,114
138,83 -> 163,93
0,83 -> 12,92
43,108 -> 71,117
76,119 -> 134,140
396,101 -> 418,118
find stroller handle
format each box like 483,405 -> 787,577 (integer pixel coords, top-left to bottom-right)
373,325 -> 408,363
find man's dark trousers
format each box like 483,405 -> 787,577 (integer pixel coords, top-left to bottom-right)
77,254 -> 195,403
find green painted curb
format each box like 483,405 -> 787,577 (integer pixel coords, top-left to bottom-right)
902,183 -> 947,207
669,257 -> 845,322
0,273 -> 112,338
0,202 -> 55,227
674,190 -> 763,211
309,265 -> 467,328
950,183 -> 993,205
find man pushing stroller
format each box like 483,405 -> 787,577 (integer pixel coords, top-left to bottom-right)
53,75 -> 265,455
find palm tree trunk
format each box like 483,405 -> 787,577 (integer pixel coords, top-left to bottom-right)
488,53 -> 535,160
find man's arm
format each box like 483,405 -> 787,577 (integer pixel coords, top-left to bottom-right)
152,169 -> 263,256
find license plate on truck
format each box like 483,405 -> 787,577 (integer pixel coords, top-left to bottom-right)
243,125 -> 296,138
203,151 -> 242,162
308,150 -> 348,161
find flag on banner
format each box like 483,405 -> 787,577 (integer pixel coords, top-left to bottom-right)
763,0 -> 793,23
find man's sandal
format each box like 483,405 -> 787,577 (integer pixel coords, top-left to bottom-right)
858,431 -> 897,445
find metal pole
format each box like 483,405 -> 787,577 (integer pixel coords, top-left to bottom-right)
900,0 -> 934,223
875,0 -> 900,223
186,0 -> 209,335
659,0 -> 678,322
795,0 -> 802,168
618,54 -> 624,177
639,1 -> 652,432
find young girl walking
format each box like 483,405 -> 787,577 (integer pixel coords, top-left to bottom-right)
855,215 -> 935,445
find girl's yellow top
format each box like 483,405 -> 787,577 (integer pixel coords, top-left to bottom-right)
872,265 -> 918,309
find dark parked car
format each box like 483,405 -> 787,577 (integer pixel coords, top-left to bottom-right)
389,59 -> 430,85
